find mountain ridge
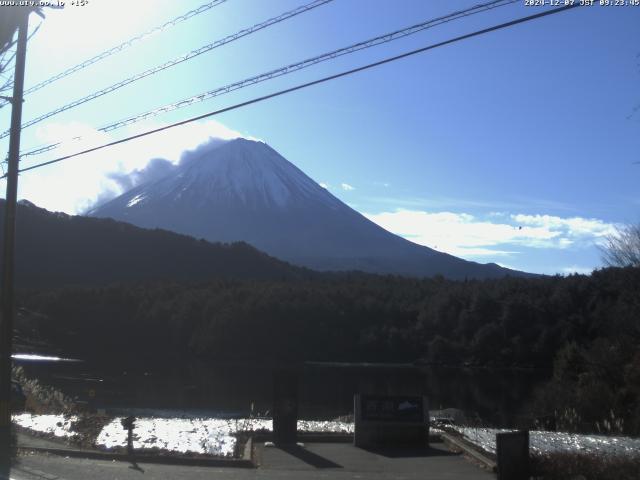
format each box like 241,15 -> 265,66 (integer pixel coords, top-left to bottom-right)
0,198 -> 310,288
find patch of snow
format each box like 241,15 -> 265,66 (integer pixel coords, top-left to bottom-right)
97,417 -> 242,457
297,420 -> 354,434
14,411 -> 355,458
96,416 -> 353,457
126,194 -> 145,208
453,426 -> 640,458
12,413 -> 78,438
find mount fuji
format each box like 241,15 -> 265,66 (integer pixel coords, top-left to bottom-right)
88,138 -> 525,279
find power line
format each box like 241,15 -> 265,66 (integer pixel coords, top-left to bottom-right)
18,0 -> 517,159
0,0 -> 334,140
2,3 -> 581,180
0,0 -> 229,109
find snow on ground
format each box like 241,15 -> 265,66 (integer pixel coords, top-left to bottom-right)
97,417 -> 239,457
16,412 -> 640,460
297,420 -> 354,434
12,413 -> 78,439
453,426 -> 640,458
96,417 -> 353,457
17,412 -> 640,460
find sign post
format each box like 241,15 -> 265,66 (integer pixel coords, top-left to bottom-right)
354,394 -> 429,449
272,368 -> 298,445
496,430 -> 529,480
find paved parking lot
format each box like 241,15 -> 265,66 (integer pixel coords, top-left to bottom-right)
10,440 -> 494,480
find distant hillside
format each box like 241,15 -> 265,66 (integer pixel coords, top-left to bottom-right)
0,199 -> 309,288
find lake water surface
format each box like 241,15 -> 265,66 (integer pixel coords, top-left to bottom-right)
16,356 -> 548,426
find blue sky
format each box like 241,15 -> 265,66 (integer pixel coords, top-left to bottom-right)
0,0 -> 638,275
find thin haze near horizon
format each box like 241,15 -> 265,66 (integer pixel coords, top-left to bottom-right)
0,0 -> 638,276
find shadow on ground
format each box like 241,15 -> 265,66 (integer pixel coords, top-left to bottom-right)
361,445 -> 459,459
276,445 -> 343,468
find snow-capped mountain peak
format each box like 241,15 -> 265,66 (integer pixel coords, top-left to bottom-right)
119,138 -> 340,211
88,137 -> 525,279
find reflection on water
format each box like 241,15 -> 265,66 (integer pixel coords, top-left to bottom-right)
15,357 -> 547,425
12,353 -> 81,362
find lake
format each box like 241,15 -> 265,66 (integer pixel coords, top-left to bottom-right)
16,356 -> 549,426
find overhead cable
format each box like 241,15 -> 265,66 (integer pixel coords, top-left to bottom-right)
18,0 -> 517,158
0,0 -> 334,139
0,0 -> 229,108
4,3 -> 581,180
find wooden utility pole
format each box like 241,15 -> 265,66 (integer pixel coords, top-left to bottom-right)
0,8 -> 29,475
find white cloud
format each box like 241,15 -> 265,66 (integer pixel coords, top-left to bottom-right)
15,120 -> 251,214
319,182 -> 329,189
341,183 -> 355,191
365,195 -> 576,212
363,209 -> 616,259
561,266 -> 594,275
511,214 -> 617,243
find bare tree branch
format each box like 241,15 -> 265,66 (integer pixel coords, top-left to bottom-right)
601,223 -> 640,268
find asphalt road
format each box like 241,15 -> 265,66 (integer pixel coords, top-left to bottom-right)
10,442 -> 495,480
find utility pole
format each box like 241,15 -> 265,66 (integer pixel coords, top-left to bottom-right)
0,8 -> 29,475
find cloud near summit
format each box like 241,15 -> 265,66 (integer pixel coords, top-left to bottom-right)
93,120 -> 261,208
17,120 -> 256,214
